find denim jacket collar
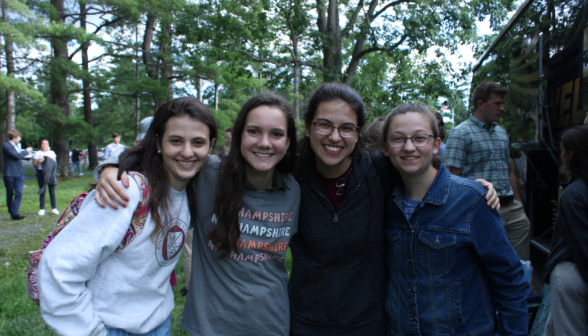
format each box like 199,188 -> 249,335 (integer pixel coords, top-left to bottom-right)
391,161 -> 450,206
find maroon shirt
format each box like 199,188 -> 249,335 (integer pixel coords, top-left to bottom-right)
316,161 -> 353,212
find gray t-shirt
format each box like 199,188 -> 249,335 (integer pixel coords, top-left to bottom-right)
181,155 -> 301,336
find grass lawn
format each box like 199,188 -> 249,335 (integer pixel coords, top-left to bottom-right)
0,170 -> 293,335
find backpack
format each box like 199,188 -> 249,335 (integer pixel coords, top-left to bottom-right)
27,171 -> 151,305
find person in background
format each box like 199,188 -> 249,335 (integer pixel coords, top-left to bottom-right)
381,103 -> 528,336
434,111 -> 447,157
363,116 -> 386,151
134,116 -> 154,147
543,125 -> 588,336
34,139 -> 58,216
446,81 -> 531,261
71,146 -> 82,175
222,126 -> 232,154
105,132 -> 125,159
2,129 -> 33,220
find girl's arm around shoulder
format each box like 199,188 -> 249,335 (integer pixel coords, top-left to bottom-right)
369,150 -> 400,195
469,197 -> 528,335
38,179 -> 141,336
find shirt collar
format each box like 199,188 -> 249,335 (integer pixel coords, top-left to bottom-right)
469,114 -> 496,132
244,170 -> 289,191
391,161 -> 450,205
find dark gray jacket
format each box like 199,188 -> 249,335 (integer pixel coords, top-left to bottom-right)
288,151 -> 398,336
38,157 -> 57,195
544,176 -> 588,284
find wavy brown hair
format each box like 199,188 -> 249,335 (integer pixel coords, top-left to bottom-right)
118,97 -> 218,237
209,93 -> 298,258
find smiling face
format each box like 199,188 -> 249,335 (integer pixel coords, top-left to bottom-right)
477,93 -> 505,125
307,100 -> 359,178
240,105 -> 290,177
383,112 -> 440,178
40,140 -> 49,152
159,115 -> 213,191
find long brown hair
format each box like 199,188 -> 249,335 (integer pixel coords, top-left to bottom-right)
119,97 -> 218,237
561,125 -> 588,185
209,93 -> 298,258
298,83 -> 367,169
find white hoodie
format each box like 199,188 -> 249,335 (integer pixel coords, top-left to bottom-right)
39,177 -> 189,336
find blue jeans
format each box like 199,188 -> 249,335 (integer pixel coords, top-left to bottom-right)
71,161 -> 82,174
106,315 -> 171,336
4,174 -> 25,215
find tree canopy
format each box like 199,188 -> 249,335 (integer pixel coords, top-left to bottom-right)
1,0 -> 516,173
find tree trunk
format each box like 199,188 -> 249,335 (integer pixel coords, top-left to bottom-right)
143,13 -> 157,79
343,0 -> 378,85
156,23 -> 172,109
215,82 -> 219,111
318,0 -> 343,82
293,62 -> 299,121
50,0 -> 71,176
2,0 -> 15,132
198,78 -> 203,102
80,1 -> 98,169
135,25 -> 140,138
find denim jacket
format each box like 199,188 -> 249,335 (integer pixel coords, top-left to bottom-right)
385,164 -> 528,336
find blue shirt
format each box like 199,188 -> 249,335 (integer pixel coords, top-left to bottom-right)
402,193 -> 419,219
385,163 -> 528,336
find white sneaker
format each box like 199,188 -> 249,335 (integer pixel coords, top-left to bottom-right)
52,208 -> 60,215
38,209 -> 45,216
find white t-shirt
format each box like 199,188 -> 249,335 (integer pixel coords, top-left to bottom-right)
34,150 -> 57,170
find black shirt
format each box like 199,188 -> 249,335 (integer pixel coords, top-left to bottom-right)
72,150 -> 81,162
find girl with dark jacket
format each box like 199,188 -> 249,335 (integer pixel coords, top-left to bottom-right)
543,125 -> 588,336
289,83 -> 498,335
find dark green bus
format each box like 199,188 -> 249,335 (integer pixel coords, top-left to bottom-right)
470,0 -> 587,257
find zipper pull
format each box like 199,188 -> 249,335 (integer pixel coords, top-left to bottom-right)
333,213 -> 338,223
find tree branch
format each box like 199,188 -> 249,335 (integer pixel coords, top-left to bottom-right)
359,33 -> 409,59
68,88 -> 136,97
342,0 -> 365,38
15,99 -> 59,123
69,15 -> 128,60
372,0 -> 416,19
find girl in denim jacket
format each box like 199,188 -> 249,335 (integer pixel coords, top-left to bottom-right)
381,103 -> 528,336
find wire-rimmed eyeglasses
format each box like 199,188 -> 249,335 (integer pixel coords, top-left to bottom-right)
311,121 -> 359,138
388,134 -> 434,148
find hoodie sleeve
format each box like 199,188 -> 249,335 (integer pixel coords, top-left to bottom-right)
38,179 -> 140,336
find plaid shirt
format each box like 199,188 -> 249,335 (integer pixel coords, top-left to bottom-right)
445,114 -> 513,197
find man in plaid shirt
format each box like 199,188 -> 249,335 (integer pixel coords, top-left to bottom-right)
445,81 -> 530,260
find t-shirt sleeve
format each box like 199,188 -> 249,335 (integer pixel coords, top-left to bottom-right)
445,127 -> 468,170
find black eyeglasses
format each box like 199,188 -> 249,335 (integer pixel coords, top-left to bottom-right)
311,121 -> 359,138
388,134 -> 434,147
